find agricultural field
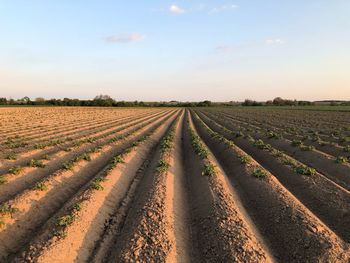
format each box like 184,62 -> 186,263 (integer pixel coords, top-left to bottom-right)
0,106 -> 349,262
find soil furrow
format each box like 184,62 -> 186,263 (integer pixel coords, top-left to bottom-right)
10,110 -> 180,263
0,110 -> 179,261
191,109 -> 350,262
0,110 -> 174,204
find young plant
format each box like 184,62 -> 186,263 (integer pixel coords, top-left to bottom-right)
132,141 -> 140,147
73,203 -> 82,212
0,204 -> 18,214
109,155 -> 124,170
56,215 -> 75,227
0,176 -> 7,185
295,165 -> 316,176
238,155 -> 251,165
160,131 -> 175,153
156,160 -> 170,173
254,139 -> 272,151
80,153 -> 91,162
62,161 -> 74,170
0,218 -> 5,228
281,158 -> 298,167
42,154 -> 50,160
5,153 -> 17,160
28,159 -> 46,168
271,149 -> 283,157
335,156 -> 348,164
202,163 -> 216,176
90,177 -> 105,191
33,182 -> 48,191
267,131 -> 280,139
343,146 -> 350,153
53,230 -> 67,238
252,168 -> 267,178
190,130 -> 208,159
291,139 -> 302,147
300,145 -> 315,151
33,143 -> 46,150
8,166 -> 23,175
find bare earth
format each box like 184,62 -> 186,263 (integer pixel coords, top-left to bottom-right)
0,106 -> 349,262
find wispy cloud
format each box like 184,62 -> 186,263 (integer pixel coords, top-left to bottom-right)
216,45 -> 236,53
169,4 -> 185,14
209,4 -> 238,15
154,3 -> 237,15
216,38 -> 286,53
265,39 -> 286,45
215,42 -> 256,53
105,33 -> 145,44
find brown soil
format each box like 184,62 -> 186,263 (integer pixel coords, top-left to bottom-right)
0,107 -> 348,263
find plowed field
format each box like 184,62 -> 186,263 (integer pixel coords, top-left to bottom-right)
0,107 -> 349,262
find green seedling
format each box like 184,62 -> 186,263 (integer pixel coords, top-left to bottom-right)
295,165 -> 316,176
62,161 -> 74,170
90,177 -> 105,190
0,204 -> 18,214
267,131 -> 280,139
0,176 -> 7,185
190,130 -> 208,159
156,160 -> 170,173
28,159 -> 46,168
202,163 -> 216,176
5,153 -> 17,160
291,140 -> 302,147
33,182 -> 48,191
0,218 -> 5,227
56,215 -> 75,227
8,166 -> 23,175
335,156 -> 348,164
254,139 -> 272,151
33,143 -> 46,149
42,154 -> 50,160
252,168 -> 267,178
271,149 -> 283,157
53,230 -> 67,238
73,203 -> 82,212
300,145 -> 315,151
238,155 -> 251,164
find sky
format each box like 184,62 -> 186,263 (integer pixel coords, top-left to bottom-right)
0,0 -> 349,101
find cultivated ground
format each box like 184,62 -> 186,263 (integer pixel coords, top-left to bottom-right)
0,106 -> 349,262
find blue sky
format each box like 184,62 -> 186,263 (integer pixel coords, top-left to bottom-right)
0,0 -> 349,101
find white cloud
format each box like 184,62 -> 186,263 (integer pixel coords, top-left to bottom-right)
105,33 -> 145,44
265,39 -> 286,45
169,4 -> 185,14
209,4 -> 238,15
215,42 -> 257,53
216,38 -> 286,53
216,45 -> 235,53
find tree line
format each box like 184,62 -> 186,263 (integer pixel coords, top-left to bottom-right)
0,95 -> 348,107
242,97 -> 314,106
0,95 -> 213,107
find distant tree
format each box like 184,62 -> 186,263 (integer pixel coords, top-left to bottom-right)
273,97 -> 285,106
197,100 -> 212,107
93,94 -> 114,106
242,99 -> 262,106
0,97 -> 7,105
23,96 -> 31,104
35,97 -> 46,105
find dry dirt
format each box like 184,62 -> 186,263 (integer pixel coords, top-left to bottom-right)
0,107 -> 349,262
